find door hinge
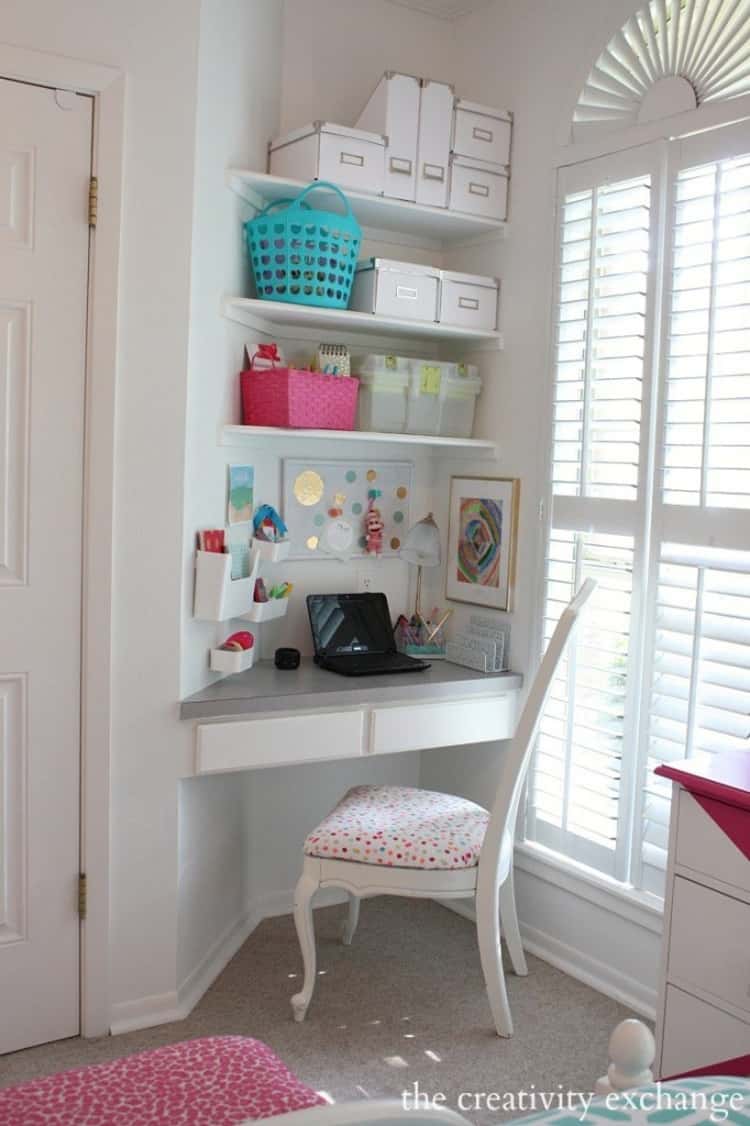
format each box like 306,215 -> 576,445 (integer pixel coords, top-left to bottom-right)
88,176 -> 98,228
78,873 -> 88,920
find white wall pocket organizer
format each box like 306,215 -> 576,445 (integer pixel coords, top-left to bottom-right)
194,550 -> 260,622
452,99 -> 512,167
439,270 -> 499,331
356,71 -> 421,202
350,257 -> 440,322
448,154 -> 509,221
416,78 -> 454,208
268,123 -> 386,196
209,645 -> 256,675
252,537 -> 291,563
243,598 -> 288,623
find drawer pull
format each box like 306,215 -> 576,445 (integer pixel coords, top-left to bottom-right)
396,285 -> 418,300
458,296 -> 480,310
469,181 -> 490,198
423,163 -> 445,182
340,151 -> 365,167
473,126 -> 494,143
390,157 -> 413,175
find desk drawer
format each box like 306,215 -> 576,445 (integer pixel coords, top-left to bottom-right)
197,709 -> 364,774
661,985 -> 750,1077
668,876 -> 750,1016
676,789 -> 750,895
370,694 -> 514,755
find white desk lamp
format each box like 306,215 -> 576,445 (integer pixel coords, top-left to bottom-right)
399,513 -> 452,642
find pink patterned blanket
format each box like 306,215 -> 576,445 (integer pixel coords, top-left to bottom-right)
0,1035 -> 325,1125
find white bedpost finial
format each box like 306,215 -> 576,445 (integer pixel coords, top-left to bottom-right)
594,1019 -> 656,1096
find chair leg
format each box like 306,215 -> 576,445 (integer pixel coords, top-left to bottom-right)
476,871 -> 513,1037
341,894 -> 360,946
291,871 -> 318,1022
500,870 -> 528,977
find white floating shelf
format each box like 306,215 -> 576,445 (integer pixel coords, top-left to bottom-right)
221,424 -> 498,457
224,297 -> 503,350
227,169 -> 507,245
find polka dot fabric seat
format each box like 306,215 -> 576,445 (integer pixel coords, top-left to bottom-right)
303,784 -> 490,870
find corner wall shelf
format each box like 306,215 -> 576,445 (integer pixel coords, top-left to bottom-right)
223,297 -> 503,350
221,424 -> 499,458
227,169 -> 507,246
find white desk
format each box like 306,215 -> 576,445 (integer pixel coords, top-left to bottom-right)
180,659 -> 522,776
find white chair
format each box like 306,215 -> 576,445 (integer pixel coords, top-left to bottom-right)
291,579 -> 597,1037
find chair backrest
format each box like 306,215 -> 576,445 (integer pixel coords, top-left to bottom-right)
478,578 -> 597,878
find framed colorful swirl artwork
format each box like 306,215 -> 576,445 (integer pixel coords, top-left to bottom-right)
446,476 -> 520,611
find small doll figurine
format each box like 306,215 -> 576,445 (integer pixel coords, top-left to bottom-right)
365,489 -> 384,556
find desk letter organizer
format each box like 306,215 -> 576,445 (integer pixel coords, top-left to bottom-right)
445,616 -> 509,673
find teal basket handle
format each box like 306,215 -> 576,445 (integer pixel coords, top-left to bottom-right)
249,196 -> 312,222
290,180 -> 355,219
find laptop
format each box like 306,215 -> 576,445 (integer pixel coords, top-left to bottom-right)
307,592 -> 430,676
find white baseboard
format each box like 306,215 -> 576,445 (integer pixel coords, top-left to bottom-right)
435,897 -> 656,1021
109,886 -> 348,1035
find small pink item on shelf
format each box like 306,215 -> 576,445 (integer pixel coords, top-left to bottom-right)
254,577 -> 268,603
240,343 -> 358,431
365,489 -> 384,556
221,631 -> 254,652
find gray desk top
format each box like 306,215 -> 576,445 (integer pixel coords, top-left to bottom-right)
180,659 -> 523,720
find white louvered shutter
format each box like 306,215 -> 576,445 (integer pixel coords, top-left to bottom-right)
528,147 -> 658,878
662,151 -> 750,508
639,125 -> 750,896
642,544 -> 750,894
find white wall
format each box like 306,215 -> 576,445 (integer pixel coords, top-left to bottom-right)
177,0 -> 284,992
279,0 -> 455,133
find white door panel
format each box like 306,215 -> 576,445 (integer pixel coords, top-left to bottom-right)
0,77 -> 91,1054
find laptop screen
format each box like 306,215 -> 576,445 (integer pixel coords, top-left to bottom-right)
307,593 -> 394,658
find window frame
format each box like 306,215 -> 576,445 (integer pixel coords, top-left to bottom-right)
527,115 -> 750,899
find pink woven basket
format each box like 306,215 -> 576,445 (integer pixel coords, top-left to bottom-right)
240,349 -> 358,431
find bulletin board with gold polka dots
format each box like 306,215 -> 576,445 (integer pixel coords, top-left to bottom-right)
282,459 -> 413,560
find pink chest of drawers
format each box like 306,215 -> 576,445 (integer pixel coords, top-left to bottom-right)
655,752 -> 750,1079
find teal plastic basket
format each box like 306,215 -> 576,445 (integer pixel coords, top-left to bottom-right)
245,181 -> 361,309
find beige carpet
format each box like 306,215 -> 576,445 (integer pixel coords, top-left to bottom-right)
0,898 -> 634,1123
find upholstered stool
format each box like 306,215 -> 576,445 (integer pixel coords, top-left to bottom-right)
0,1035 -> 324,1125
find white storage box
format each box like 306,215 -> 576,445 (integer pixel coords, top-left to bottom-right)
356,357 -> 410,433
350,258 -> 439,323
416,78 -> 454,209
449,155 -> 509,221
406,360 -> 443,435
356,72 -> 421,202
268,122 -> 386,196
439,270 -> 499,331
439,365 -> 482,438
453,99 -> 512,167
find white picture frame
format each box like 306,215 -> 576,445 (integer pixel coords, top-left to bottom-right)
446,476 -> 520,611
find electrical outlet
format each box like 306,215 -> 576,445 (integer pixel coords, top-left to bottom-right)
357,568 -> 376,593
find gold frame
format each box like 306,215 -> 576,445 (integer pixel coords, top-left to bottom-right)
445,476 -> 520,612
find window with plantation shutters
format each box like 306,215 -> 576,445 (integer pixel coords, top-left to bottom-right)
528,122 -> 750,899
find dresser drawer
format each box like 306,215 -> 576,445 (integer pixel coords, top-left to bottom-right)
370,694 -> 515,755
676,789 -> 750,895
668,876 -> 750,1015
197,709 -> 365,773
661,984 -> 750,1077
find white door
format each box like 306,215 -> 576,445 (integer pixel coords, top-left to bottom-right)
0,78 -> 91,1053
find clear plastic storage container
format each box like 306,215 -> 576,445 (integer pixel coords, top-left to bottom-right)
406,359 -> 444,435
355,355 -> 410,433
439,364 -> 482,438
